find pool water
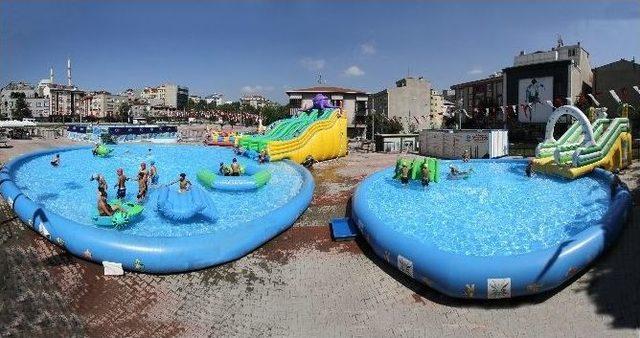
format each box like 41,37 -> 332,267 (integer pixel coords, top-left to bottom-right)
361,161 -> 610,256
13,145 -> 303,237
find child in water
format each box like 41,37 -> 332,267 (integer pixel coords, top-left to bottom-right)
149,161 -> 158,186
421,163 -> 430,187
50,154 -> 60,166
168,173 -> 192,193
400,163 -> 410,186
462,150 -> 470,163
114,168 -> 129,199
525,161 -> 533,177
230,158 -> 241,176
136,163 -> 149,202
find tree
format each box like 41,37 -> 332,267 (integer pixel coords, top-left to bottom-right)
118,102 -> 131,123
261,104 -> 289,125
11,93 -> 32,120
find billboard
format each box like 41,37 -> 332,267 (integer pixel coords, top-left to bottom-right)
518,76 -> 553,123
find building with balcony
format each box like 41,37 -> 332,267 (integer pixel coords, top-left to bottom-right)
450,73 -> 504,128
140,83 -> 188,109
82,91 -> 128,119
286,85 -> 369,137
370,77 -> 432,132
240,94 -> 271,109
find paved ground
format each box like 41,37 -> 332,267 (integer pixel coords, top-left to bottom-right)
0,140 -> 638,337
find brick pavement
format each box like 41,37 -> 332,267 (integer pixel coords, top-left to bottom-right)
0,142 -> 638,337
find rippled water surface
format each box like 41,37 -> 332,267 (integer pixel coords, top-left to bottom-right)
13,145 -> 304,237
361,161 -> 610,256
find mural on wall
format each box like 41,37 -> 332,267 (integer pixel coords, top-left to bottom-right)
518,76 -> 554,123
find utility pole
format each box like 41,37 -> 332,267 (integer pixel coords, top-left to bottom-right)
370,96 -> 375,140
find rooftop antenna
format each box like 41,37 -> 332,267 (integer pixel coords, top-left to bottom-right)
317,73 -> 323,84
49,66 -> 54,83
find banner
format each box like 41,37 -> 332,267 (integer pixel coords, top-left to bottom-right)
518,76 -> 553,123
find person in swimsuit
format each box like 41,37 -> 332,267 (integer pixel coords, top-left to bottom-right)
400,164 -> 410,186
168,173 -> 192,193
50,154 -> 60,167
136,163 -> 149,202
462,150 -> 470,163
149,161 -> 158,185
114,168 -> 129,199
92,144 -> 100,156
97,186 -> 122,216
219,162 -> 230,176
230,158 -> 241,176
90,174 -> 108,195
525,160 -> 533,177
421,163 -> 430,187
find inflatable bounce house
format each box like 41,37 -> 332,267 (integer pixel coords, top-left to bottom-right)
533,102 -> 633,179
204,130 -> 242,147
238,94 -> 348,164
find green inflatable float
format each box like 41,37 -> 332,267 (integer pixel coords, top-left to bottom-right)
94,144 -> 114,158
394,157 -> 440,183
93,200 -> 144,228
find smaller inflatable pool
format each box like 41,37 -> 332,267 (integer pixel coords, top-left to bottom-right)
157,186 -> 217,221
197,162 -> 271,191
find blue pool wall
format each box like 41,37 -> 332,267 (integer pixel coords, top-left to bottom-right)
351,158 -> 632,299
0,145 -> 314,273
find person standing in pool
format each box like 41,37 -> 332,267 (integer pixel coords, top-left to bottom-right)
136,163 -> 149,202
230,158 -> 241,176
149,161 -> 158,186
50,154 -> 60,167
219,162 -> 230,176
91,174 -> 108,194
421,163 -> 430,187
462,150 -> 470,163
114,168 -> 129,199
525,161 -> 534,177
168,173 -> 192,193
400,163 -> 410,186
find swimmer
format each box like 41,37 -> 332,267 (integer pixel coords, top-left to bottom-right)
168,173 -> 192,193
400,163 -> 410,186
462,150 -> 470,163
258,150 -> 267,164
114,168 -> 129,199
230,158 -> 241,176
97,186 -> 122,216
50,154 -> 60,167
90,173 -> 108,193
421,163 -> 430,187
136,167 -> 148,202
525,161 -> 533,177
219,162 -> 230,176
449,165 -> 460,176
149,161 -> 158,185
92,144 -> 100,156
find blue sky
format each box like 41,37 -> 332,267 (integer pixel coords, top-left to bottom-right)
1,1 -> 639,102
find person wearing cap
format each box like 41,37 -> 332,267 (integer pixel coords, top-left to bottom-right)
149,161 -> 158,185
114,168 -> 129,199
136,162 -> 149,202
230,158 -> 241,176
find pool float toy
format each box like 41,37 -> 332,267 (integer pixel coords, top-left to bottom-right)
394,157 -> 440,182
197,162 -> 271,191
94,144 -> 114,158
533,104 -> 632,179
157,186 -> 217,221
93,200 -> 144,228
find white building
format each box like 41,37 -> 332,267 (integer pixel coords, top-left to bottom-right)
83,91 -> 128,119
240,94 -> 271,109
205,93 -> 224,106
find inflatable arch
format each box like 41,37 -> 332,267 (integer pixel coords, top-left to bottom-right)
544,105 -> 596,147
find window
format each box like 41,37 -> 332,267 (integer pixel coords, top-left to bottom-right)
289,99 -> 302,108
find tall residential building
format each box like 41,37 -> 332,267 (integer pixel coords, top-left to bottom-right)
286,85 -> 369,137
82,91 -> 128,119
429,89 -> 444,129
370,77 -> 432,132
0,82 -> 50,120
40,83 -> 86,120
140,83 -> 189,109
503,41 -> 593,123
240,94 -> 271,109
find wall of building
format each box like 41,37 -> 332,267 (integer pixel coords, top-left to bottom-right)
377,77 -> 431,132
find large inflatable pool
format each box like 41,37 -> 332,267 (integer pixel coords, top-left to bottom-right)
351,159 -> 631,299
0,145 -> 313,273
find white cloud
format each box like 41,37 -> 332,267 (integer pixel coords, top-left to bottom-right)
360,42 -> 376,55
300,57 -> 326,71
241,85 -> 274,93
467,67 -> 483,75
344,65 -> 365,77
